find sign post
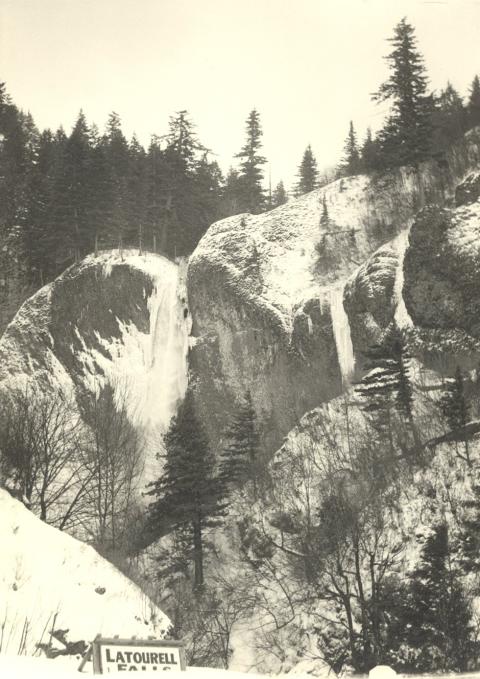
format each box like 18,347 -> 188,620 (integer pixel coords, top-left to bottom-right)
82,637 -> 186,674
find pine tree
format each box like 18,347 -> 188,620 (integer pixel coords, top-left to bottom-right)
161,110 -> 210,256
271,180 -> 288,207
459,481 -> 480,575
219,392 -> 261,498
54,111 -> 94,262
24,129 -> 58,282
361,128 -> 381,173
440,366 -> 471,464
373,18 -> 433,167
146,388 -> 227,591
401,523 -> 474,672
355,325 -> 416,456
467,75 -> 480,130
235,109 -> 266,214
338,122 -> 361,177
432,82 -> 467,151
320,195 -> 329,228
295,145 -> 318,195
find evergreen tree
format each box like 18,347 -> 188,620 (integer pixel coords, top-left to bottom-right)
338,122 -> 361,177
271,180 -> 288,208
467,75 -> 480,129
432,82 -> 467,152
295,145 -> 318,195
127,134 -> 148,251
102,112 -> 131,250
160,110 -> 211,255
220,167 -> 242,217
361,128 -> 381,173
440,365 -> 471,464
459,481 -> 480,575
235,109 -> 266,214
24,129 -> 59,282
146,388 -> 227,591
373,18 -> 433,167
55,111 -> 95,262
401,523 -> 474,672
355,325 -> 416,456
219,392 -> 261,498
320,195 -> 329,228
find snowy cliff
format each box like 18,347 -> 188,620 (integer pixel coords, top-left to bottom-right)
188,128 -> 480,455
0,250 -> 190,431
345,169 -> 480,373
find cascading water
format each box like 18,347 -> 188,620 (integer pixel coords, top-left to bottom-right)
321,283 -> 356,386
392,228 -> 414,329
98,254 -> 190,432
144,262 -> 190,428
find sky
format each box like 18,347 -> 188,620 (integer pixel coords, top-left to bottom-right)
0,0 -> 479,189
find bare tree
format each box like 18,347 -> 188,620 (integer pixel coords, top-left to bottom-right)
0,386 -> 93,529
79,380 -> 144,556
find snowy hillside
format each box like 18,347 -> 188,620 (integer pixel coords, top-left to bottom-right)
0,489 -> 170,659
0,250 -> 190,431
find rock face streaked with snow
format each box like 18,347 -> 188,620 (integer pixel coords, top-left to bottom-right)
188,129 -> 480,455
0,489 -> 169,657
344,170 -> 480,371
0,250 -> 190,431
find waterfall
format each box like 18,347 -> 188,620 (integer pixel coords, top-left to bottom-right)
392,228 -> 414,329
327,283 -> 355,386
99,255 -> 190,432
144,263 -> 190,428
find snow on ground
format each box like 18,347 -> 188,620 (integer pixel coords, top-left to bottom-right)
0,654 -> 338,678
0,489 -> 169,658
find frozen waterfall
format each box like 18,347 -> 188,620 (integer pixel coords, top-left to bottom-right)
321,283 -> 356,386
392,228 -> 414,329
143,261 -> 190,428
97,254 -> 190,431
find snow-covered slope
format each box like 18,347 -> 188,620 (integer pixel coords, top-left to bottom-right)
188,128 -> 480,456
0,250 -> 190,431
0,489 -> 170,658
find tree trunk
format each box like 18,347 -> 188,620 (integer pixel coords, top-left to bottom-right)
192,517 -> 204,593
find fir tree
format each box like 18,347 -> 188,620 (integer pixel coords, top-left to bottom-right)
219,392 -> 262,499
432,82 -> 467,152
55,111 -> 94,262
355,325 -> 416,456
373,18 -> 433,167
440,365 -> 471,464
220,167 -> 242,217
360,128 -> 381,173
401,523 -> 474,672
459,481 -> 480,575
467,75 -> 480,130
271,180 -> 288,208
320,195 -> 329,228
235,109 -> 266,214
146,388 -> 226,591
295,145 -> 318,195
338,122 -> 361,177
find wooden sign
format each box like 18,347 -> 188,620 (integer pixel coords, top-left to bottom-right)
81,636 -> 186,673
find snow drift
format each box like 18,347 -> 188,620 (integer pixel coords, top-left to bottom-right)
0,489 -> 169,658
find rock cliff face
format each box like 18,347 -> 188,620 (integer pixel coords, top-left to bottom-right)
345,169 -> 480,374
188,129 -> 480,455
0,250 -> 190,431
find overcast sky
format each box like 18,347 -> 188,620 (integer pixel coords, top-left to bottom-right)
1,0 -> 479,189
